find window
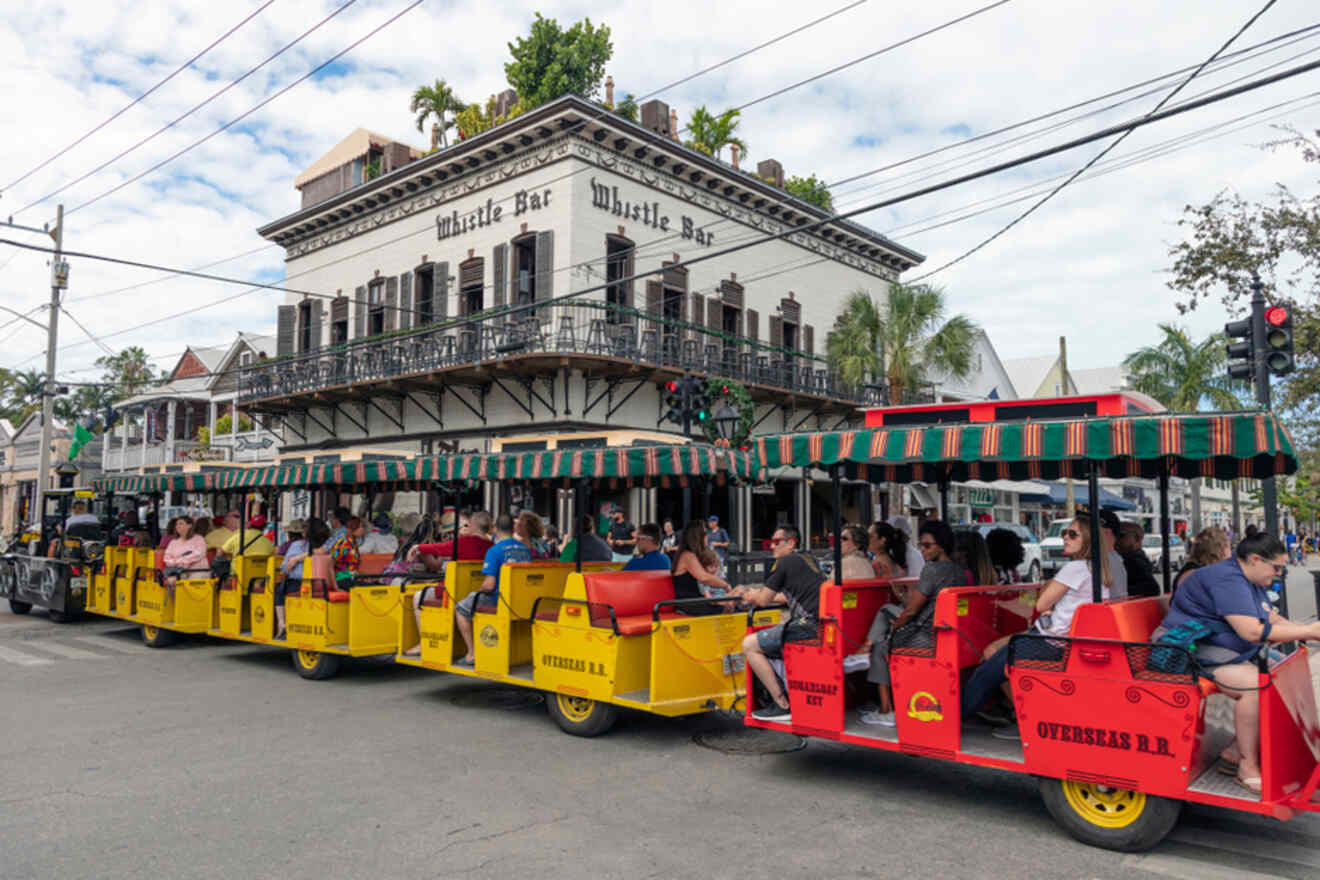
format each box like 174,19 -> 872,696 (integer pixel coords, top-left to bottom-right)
240,351 -> 253,367
722,305 -> 739,336
368,280 -> 385,336
416,267 -> 434,325
782,322 -> 798,352
298,300 -> 312,352
513,235 -> 537,307
460,259 -> 483,315
605,236 -> 633,320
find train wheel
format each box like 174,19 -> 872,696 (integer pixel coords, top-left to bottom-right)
292,649 -> 341,681
547,693 -> 618,737
141,624 -> 177,648
8,599 -> 33,615
1040,777 -> 1181,852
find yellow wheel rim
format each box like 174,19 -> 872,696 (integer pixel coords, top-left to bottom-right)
142,625 -> 158,640
557,694 -> 596,723
1062,780 -> 1147,829
297,650 -> 321,670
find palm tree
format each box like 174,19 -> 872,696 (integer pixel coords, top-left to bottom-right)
1124,324 -> 1242,530
410,79 -> 467,149
686,106 -> 747,161
5,368 -> 47,424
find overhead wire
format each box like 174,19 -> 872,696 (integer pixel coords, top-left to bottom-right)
3,0 -> 278,196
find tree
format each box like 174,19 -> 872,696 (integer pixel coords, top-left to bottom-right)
1124,324 -> 1242,531
1166,126 -> 1319,445
504,14 -> 612,109
95,347 -> 158,401
454,93 -> 528,140
410,78 -> 467,150
614,92 -> 638,122
685,106 -> 747,161
827,283 -> 978,402
55,384 -> 113,429
4,368 -> 47,423
785,174 -> 833,211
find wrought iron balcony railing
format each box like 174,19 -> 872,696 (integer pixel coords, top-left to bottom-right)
239,300 -> 884,407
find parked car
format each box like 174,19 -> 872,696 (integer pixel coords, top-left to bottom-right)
1141,533 -> 1186,571
1038,518 -> 1075,579
959,522 -> 1044,583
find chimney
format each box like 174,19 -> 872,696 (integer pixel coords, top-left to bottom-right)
494,88 -> 517,118
640,100 -> 670,137
730,143 -> 740,170
431,122 -> 440,151
757,159 -> 785,188
669,109 -> 679,139
1058,335 -> 1071,394
605,75 -> 614,107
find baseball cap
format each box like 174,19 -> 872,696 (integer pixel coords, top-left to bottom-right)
248,515 -> 267,529
1098,509 -> 1121,533
707,515 -> 719,523
372,512 -> 392,532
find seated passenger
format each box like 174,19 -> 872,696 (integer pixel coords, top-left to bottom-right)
1173,526 -> 1230,592
1153,533 -> 1320,794
858,520 -> 966,727
623,523 -> 672,571
453,514 -> 531,667
161,516 -> 206,602
868,522 -> 906,579
953,529 -> 995,586
959,517 -> 1112,733
220,515 -> 276,559
358,513 -> 399,555
672,519 -> 738,606
743,525 -> 826,721
1117,521 -> 1160,597
401,512 -> 494,657
328,517 -> 363,588
206,511 -> 239,552
275,519 -> 328,640
986,528 -> 1025,584
840,525 -> 876,581
65,500 -> 101,531
520,511 -> 554,560
559,516 -> 613,563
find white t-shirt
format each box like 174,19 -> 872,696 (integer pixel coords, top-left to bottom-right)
904,542 -> 925,578
1106,550 -> 1128,599
1039,560 -> 1109,637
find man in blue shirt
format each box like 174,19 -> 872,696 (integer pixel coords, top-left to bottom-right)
706,515 -> 731,570
623,523 -> 672,571
454,514 -> 530,667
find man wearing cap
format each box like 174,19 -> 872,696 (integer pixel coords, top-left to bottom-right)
220,515 -> 276,558
706,515 -> 731,571
359,512 -> 399,555
206,511 -> 239,551
277,520 -> 306,557
888,515 -> 925,578
608,508 -> 636,562
1096,509 -> 1130,599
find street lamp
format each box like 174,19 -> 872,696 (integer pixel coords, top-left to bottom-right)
712,403 -> 740,444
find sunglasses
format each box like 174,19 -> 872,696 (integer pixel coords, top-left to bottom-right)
771,536 -> 790,545
1062,529 -> 1081,539
918,540 -> 938,549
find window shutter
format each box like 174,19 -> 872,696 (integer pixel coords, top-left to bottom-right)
493,244 -> 506,308
399,273 -> 412,331
624,246 -> 635,305
645,280 -> 662,315
804,324 -> 814,355
330,296 -> 348,325
769,315 -> 783,349
689,293 -> 705,342
535,231 -> 553,301
706,296 -> 721,332
745,308 -> 759,345
309,300 -> 323,351
276,305 -> 296,356
436,261 -> 449,319
384,277 -> 398,332
354,286 -> 366,338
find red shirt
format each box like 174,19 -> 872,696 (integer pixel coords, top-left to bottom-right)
417,536 -> 494,561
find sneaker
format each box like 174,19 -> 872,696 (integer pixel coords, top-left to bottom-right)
842,652 -> 871,673
991,725 -> 1022,741
453,656 -> 475,668
859,709 -> 896,727
976,706 -> 1013,727
751,703 -> 791,721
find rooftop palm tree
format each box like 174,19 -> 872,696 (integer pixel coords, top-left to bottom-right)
686,106 -> 747,161
410,79 -> 467,150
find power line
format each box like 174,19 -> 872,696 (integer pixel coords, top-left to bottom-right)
3,0 -> 278,195
908,0 -> 1282,283
15,0 -> 361,217
15,51 -> 1320,373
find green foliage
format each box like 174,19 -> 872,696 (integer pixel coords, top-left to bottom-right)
455,94 -> 529,139
95,347 -> 158,401
364,159 -> 381,180
828,284 -> 978,400
504,14 -> 613,108
1,367 -> 46,424
615,92 -> 638,122
197,413 -> 253,447
685,106 -> 746,161
1166,126 -> 1319,439
699,379 -> 754,447
410,78 -> 467,149
1122,324 -> 1241,413
54,384 -> 113,429
785,173 -> 833,211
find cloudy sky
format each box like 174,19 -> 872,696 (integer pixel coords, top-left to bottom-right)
2,0 -> 1317,388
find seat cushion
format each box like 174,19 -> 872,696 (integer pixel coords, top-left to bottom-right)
582,571 -> 675,620
615,610 -> 685,636
327,590 -> 351,603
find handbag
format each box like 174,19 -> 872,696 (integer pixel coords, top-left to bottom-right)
1147,620 -> 1213,675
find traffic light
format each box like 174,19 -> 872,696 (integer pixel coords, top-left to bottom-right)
1263,305 -> 1294,376
662,379 -> 683,426
688,376 -> 712,423
1225,317 -> 1254,381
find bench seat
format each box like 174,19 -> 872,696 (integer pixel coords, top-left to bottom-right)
581,571 -> 676,636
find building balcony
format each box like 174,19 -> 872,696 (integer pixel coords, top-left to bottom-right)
239,301 -> 883,413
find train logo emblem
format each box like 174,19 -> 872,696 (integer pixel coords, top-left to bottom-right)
479,625 -> 499,648
907,691 -> 943,722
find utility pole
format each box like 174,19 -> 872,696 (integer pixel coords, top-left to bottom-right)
1248,275 -> 1280,543
34,204 -> 65,531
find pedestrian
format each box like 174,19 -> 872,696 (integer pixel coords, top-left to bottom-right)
706,515 -> 731,571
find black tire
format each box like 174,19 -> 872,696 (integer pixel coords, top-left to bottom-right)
292,649 -> 342,681
48,607 -> 75,623
546,693 -> 619,737
1039,776 -> 1182,852
8,599 -> 33,615
1027,561 -> 1041,583
141,624 -> 177,648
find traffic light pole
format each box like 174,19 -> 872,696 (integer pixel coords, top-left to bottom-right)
1249,274 -> 1286,617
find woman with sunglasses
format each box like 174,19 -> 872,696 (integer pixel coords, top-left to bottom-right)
1154,532 -> 1320,794
960,517 -> 1113,734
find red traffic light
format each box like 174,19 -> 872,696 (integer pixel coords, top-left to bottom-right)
665,380 -> 679,392
1265,306 -> 1289,327
720,384 -> 729,395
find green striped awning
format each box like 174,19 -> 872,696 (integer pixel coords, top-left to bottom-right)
94,444 -> 761,494
753,411 -> 1297,482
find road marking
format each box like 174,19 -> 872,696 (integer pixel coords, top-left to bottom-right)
1167,827 -> 1320,868
1121,852 -> 1285,880
70,635 -> 150,654
26,641 -> 104,660
0,644 -> 55,667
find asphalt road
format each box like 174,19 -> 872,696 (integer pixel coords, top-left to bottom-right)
1,565 -> 1318,880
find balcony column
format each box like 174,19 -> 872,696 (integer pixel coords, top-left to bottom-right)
230,401 -> 239,439
139,407 -> 148,471
208,400 -> 217,445
165,400 -> 178,464
118,406 -> 129,471
101,408 -> 111,473
797,469 -> 811,548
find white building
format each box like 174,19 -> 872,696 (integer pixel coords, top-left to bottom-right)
243,95 -> 925,544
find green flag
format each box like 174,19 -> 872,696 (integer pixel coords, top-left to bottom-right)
68,422 -> 94,460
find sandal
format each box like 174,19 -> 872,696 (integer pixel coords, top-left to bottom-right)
1233,773 -> 1262,795
1215,757 -> 1239,776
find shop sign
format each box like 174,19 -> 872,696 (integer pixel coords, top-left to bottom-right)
588,178 -> 716,246
435,187 -> 552,241
968,487 -> 995,508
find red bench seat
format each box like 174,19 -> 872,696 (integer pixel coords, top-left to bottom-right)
581,571 -> 679,636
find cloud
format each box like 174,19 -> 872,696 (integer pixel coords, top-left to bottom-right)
1,0 -> 1316,385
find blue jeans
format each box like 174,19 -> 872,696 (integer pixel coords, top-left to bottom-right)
961,643 -> 1012,719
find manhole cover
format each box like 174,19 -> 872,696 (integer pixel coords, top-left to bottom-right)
449,688 -> 545,710
692,728 -> 807,755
